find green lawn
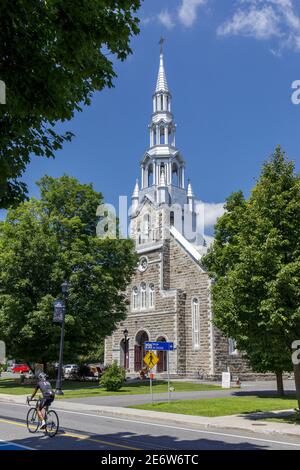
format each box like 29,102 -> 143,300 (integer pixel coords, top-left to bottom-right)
0,378 -> 220,398
130,396 -> 298,417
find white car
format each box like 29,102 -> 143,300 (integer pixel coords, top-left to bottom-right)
63,364 -> 79,377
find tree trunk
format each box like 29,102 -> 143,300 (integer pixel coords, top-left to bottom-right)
294,364 -> 300,413
276,371 -> 284,397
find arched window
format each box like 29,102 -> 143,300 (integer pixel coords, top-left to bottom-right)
137,222 -> 141,245
192,298 -> 200,350
141,283 -> 147,310
160,126 -> 165,145
149,284 -> 155,308
229,338 -> 238,355
170,211 -> 175,226
148,164 -> 153,187
172,163 -> 178,186
143,213 -> 150,241
132,287 -> 139,310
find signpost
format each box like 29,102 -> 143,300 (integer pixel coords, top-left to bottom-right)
145,342 -> 174,402
143,352 -> 159,404
222,371 -> 231,389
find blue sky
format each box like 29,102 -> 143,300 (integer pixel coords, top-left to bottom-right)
5,0 -> 300,229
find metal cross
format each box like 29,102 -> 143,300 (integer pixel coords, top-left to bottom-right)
159,37 -> 165,53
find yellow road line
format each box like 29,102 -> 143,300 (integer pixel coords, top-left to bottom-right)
0,418 -> 140,450
61,431 -> 139,450
0,418 -> 27,429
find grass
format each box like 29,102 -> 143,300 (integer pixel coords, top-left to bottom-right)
0,377 -> 221,399
130,396 -> 298,417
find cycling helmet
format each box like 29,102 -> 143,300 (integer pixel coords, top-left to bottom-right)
38,372 -> 47,381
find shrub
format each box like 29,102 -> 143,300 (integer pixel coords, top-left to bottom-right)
100,362 -> 125,392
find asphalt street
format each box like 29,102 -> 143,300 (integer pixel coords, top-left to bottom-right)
64,380 -> 296,407
0,401 -> 300,450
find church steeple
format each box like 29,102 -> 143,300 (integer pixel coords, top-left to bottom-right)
155,40 -> 169,93
149,38 -> 176,149
130,43 -> 205,249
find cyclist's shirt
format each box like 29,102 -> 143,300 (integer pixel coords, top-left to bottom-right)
37,379 -> 55,399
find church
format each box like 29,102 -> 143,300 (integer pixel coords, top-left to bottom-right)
104,46 -> 251,379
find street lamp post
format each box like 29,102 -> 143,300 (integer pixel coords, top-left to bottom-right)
55,281 -> 69,395
123,328 -> 129,370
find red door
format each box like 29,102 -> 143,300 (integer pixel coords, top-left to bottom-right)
134,345 -> 142,371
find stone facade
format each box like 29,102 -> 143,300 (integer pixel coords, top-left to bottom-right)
104,47 -> 259,380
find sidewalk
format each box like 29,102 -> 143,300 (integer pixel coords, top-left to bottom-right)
0,392 -> 299,439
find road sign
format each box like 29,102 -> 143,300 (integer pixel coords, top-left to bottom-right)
143,351 -> 159,369
53,299 -> 65,323
145,342 -> 174,351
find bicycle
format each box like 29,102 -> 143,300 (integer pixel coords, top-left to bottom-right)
26,397 -> 59,438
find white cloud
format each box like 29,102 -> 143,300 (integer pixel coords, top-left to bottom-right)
218,5 -> 280,39
204,202 -> 225,227
158,10 -> 175,30
178,0 -> 207,27
218,0 -> 300,52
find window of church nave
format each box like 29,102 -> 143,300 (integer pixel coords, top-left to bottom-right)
140,282 -> 147,310
132,286 -> 139,310
149,284 -> 155,309
192,297 -> 200,350
229,338 -> 238,356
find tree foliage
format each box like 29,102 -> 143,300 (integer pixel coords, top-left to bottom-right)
0,175 -> 138,364
203,147 -> 300,380
0,0 -> 141,208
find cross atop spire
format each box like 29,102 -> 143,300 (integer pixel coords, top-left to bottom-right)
159,37 -> 165,54
156,39 -> 169,93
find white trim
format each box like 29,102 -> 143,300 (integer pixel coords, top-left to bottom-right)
169,226 -> 204,269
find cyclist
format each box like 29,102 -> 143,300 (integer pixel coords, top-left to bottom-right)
29,372 -> 55,430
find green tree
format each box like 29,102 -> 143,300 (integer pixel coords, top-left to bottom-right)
203,147 -> 300,406
0,0 -> 141,208
0,175 -> 138,368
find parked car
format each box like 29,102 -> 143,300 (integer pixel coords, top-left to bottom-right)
63,364 -> 79,378
12,364 -> 30,374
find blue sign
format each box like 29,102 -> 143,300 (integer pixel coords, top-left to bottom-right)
145,342 -> 174,351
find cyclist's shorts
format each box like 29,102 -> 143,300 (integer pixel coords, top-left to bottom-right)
39,397 -> 54,410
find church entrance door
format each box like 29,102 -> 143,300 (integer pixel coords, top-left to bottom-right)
134,331 -> 149,371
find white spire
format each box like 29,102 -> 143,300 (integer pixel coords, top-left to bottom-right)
155,40 -> 169,93
132,178 -> 139,198
187,180 -> 194,198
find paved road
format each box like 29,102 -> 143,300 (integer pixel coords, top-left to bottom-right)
64,380 -> 296,407
0,402 -> 299,450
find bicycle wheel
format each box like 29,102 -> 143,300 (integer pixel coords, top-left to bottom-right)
46,410 -> 59,437
26,407 -> 39,433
